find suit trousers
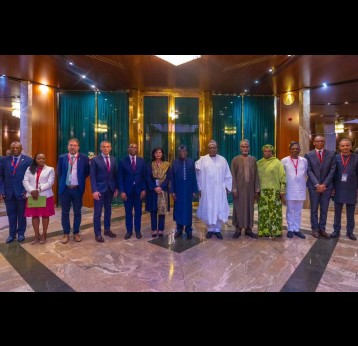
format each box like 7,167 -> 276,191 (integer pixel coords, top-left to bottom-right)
124,185 -> 143,233
59,187 -> 83,234
5,195 -> 27,236
150,212 -> 165,231
308,188 -> 332,231
333,203 -> 356,234
93,189 -> 114,236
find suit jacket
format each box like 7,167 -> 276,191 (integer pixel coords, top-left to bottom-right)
57,153 -> 90,194
0,154 -> 33,200
90,154 -> 118,194
305,149 -> 336,189
118,156 -> 146,194
23,165 -> 55,197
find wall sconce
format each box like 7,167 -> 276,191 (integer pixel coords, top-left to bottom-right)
335,120 -> 344,133
224,126 -> 237,135
95,124 -> 108,133
12,101 -> 20,118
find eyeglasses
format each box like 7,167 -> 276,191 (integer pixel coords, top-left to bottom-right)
315,140 -> 325,143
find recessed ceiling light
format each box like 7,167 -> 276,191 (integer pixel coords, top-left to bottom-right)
155,55 -> 201,66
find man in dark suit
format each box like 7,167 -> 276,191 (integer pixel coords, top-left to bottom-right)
0,141 -> 32,243
331,139 -> 358,240
304,135 -> 336,238
118,143 -> 146,240
57,138 -> 90,244
90,141 -> 118,242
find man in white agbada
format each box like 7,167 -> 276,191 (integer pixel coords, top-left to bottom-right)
195,140 -> 232,239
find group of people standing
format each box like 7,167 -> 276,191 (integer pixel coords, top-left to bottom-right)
1,135 -> 357,245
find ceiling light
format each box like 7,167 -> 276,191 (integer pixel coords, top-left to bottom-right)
155,55 -> 201,66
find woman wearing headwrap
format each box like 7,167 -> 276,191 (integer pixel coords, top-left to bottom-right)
257,144 -> 286,237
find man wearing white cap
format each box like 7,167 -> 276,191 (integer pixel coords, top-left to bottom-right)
195,140 -> 232,239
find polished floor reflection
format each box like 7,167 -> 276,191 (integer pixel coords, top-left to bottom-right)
0,201 -> 358,292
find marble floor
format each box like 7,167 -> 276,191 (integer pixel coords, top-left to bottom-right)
0,200 -> 358,292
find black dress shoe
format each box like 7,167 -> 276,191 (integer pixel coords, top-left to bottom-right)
206,231 -> 213,239
215,232 -> 223,239
17,235 -> 25,242
294,231 -> 306,239
287,231 -> 294,238
233,229 -> 241,239
135,232 -> 142,239
312,230 -> 320,238
6,235 -> 16,243
124,232 -> 132,240
95,235 -> 105,243
245,229 -> 258,239
330,231 -> 340,238
319,229 -> 330,239
347,232 -> 357,241
174,231 -> 183,238
104,230 -> 117,238
186,233 -> 192,240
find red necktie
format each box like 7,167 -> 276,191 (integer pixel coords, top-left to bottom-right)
318,150 -> 322,162
105,156 -> 110,173
131,157 -> 136,171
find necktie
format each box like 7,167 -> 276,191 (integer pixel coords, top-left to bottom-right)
105,156 -> 110,173
12,157 -> 18,175
66,155 -> 75,185
131,157 -> 136,171
318,150 -> 322,162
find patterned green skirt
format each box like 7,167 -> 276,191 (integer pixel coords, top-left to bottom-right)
258,189 -> 283,237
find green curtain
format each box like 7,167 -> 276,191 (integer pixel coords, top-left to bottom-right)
58,91 -> 129,206
97,91 -> 129,159
243,96 -> 274,160
174,97 -> 199,161
58,91 -> 95,156
212,95 -> 243,166
143,96 -> 169,162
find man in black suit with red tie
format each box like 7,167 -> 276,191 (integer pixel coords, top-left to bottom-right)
0,141 -> 32,243
304,135 -> 336,238
118,143 -> 146,240
90,141 -> 119,242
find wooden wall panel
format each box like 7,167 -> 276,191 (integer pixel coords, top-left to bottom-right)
276,91 -> 299,159
32,85 -> 58,199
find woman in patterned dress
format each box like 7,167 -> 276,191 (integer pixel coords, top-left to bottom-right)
257,145 -> 286,238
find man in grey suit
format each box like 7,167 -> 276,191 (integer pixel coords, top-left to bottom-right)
304,135 -> 336,238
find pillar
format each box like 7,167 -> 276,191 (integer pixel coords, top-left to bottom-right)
20,81 -> 32,156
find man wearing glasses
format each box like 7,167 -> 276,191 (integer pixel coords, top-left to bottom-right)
304,136 -> 336,239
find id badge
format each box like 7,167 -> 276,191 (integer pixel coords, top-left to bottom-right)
341,173 -> 348,182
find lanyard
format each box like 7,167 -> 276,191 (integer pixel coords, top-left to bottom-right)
316,150 -> 323,164
36,166 -> 43,189
290,157 -> 299,176
341,154 -> 351,174
11,157 -> 20,175
68,154 -> 78,174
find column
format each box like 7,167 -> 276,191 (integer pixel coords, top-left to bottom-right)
323,123 -> 336,152
299,89 -> 311,209
20,81 -> 32,156
299,89 -> 310,156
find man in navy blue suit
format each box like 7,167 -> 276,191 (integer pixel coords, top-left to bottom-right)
305,135 -> 336,239
57,138 -> 90,244
0,141 -> 32,243
90,141 -> 118,242
119,143 -> 146,240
